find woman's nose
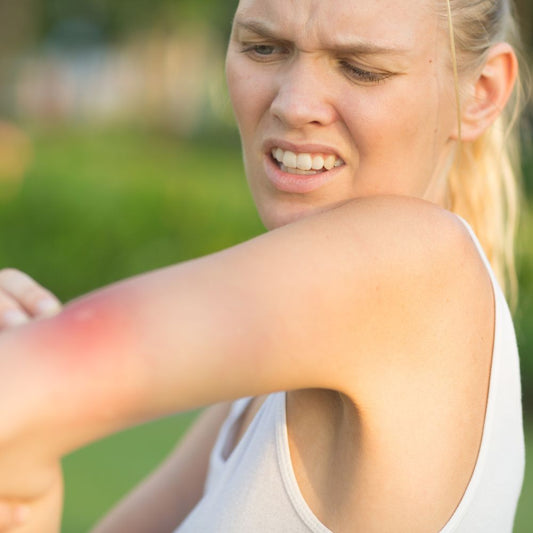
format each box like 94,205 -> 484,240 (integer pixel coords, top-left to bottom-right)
270,58 -> 338,129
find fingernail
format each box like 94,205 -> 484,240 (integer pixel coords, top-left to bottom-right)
36,298 -> 61,317
3,309 -> 29,327
14,504 -> 31,524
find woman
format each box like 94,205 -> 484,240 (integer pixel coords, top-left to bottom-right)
0,0 -> 526,531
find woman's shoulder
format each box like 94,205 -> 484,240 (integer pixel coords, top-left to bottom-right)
275,198 -> 497,531
275,194 -> 481,273
270,195 -> 490,316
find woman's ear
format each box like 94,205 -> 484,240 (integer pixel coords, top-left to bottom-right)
456,42 -> 518,142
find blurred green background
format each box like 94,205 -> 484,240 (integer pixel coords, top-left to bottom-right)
0,0 -> 531,531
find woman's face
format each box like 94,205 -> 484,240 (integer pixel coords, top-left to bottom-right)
226,0 -> 458,229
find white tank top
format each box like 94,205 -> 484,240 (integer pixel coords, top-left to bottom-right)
175,220 -> 525,532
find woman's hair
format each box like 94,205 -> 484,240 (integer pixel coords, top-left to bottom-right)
443,0 -> 528,305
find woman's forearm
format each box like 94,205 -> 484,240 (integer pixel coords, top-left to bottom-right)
1,250 -> 263,464
1,277 -> 164,464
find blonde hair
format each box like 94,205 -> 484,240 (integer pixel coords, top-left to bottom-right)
443,0 -> 526,305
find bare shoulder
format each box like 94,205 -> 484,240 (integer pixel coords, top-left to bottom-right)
315,195 -> 484,269
270,194 -> 488,291
327,195 -> 492,316
282,198 -> 495,531
275,193 -> 496,411
324,195 -> 494,391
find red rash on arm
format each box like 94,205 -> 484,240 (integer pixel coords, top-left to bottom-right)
4,287 -> 153,457
40,294 -> 136,373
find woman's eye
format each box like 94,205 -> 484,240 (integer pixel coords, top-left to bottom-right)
340,61 -> 390,85
251,45 -> 275,56
240,43 -> 285,60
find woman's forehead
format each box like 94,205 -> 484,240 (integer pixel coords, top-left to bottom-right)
234,0 -> 435,52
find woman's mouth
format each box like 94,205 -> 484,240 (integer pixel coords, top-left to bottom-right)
264,146 -> 345,194
271,148 -> 344,175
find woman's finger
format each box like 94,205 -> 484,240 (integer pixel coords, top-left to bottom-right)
0,502 -> 30,531
0,269 -> 61,320
0,290 -> 30,329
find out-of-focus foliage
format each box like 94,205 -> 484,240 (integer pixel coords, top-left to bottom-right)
0,127 -> 260,300
0,3 -> 239,136
515,0 -> 532,50
37,0 -> 239,43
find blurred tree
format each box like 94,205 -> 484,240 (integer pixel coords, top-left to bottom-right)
515,0 -> 532,52
0,0 -> 39,59
34,0 -> 239,44
0,0 -> 40,118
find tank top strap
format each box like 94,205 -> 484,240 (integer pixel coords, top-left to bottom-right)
205,397 -> 253,491
455,215 -> 499,287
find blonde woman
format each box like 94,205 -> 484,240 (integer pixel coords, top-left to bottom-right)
0,0 -> 527,531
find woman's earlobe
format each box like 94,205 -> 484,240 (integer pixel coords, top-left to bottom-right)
457,42 -> 518,142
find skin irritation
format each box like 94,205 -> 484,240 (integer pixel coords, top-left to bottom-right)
0,288 -> 151,505
6,288 -> 148,456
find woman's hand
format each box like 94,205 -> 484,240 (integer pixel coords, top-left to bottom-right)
0,464 -> 63,533
0,269 -> 63,532
0,269 -> 61,329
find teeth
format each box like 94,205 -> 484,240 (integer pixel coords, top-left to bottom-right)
271,148 -> 344,173
297,153 -> 313,171
324,155 -> 336,170
312,155 -> 325,170
282,151 -> 297,169
280,164 -> 320,175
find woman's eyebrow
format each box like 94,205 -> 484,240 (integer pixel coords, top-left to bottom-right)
234,19 -> 409,57
234,20 -> 280,39
325,41 -> 409,57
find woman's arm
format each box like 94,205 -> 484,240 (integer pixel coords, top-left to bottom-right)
92,402 -> 231,533
0,196 -> 484,502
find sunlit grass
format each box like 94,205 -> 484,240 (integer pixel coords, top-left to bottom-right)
62,412 -> 198,531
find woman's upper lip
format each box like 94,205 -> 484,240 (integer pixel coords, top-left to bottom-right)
263,138 -> 342,158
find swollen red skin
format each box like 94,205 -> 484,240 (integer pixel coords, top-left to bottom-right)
41,293 -> 136,372
31,293 -> 133,373
14,287 -> 150,455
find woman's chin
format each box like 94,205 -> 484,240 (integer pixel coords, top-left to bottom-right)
256,198 -> 346,230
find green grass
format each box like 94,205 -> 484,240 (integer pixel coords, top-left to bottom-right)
62,412 -> 198,531
0,125 -> 531,531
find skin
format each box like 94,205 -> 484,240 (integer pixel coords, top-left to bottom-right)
0,270 -> 63,532
0,0 -> 518,531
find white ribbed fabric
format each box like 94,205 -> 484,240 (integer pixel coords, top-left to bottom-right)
175,219 -> 524,532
